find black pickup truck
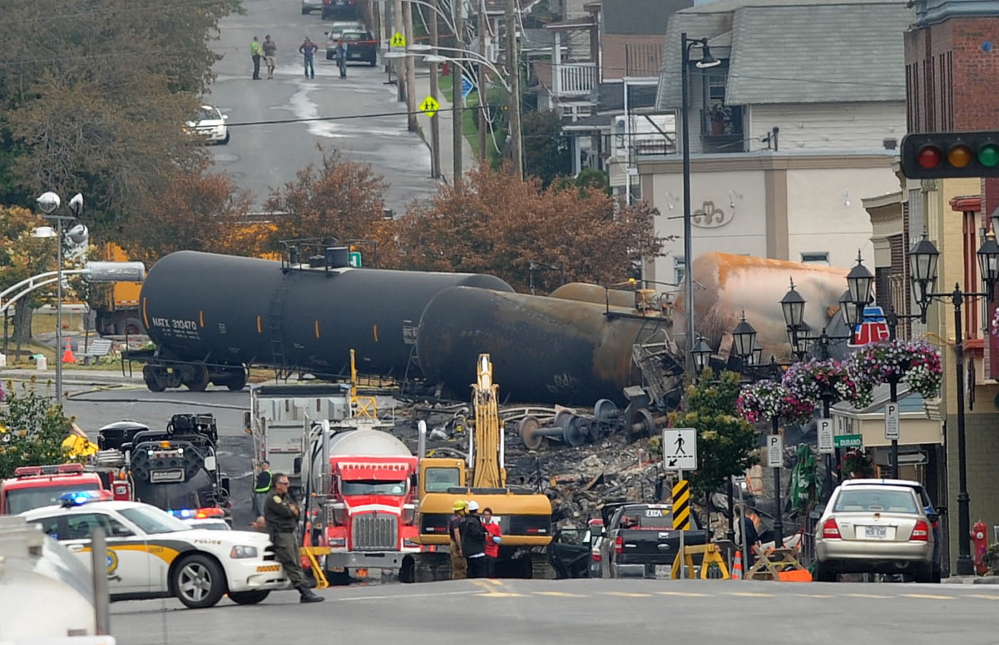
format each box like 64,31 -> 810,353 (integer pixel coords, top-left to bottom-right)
597,503 -> 710,578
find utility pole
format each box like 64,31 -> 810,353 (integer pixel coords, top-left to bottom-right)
504,0 -> 522,176
429,0 -> 441,178
452,0 -> 464,184
403,0 -> 418,132
392,0 -> 405,104
478,0 -> 488,161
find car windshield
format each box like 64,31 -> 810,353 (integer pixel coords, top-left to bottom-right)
833,489 -> 919,514
619,507 -> 678,529
341,479 -> 408,496
342,32 -> 365,41
196,108 -> 218,122
119,506 -> 193,534
4,483 -> 101,515
424,467 -> 460,493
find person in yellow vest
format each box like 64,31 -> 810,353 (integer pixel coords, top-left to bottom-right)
252,460 -> 272,521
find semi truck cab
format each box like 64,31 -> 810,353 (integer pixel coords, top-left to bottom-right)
0,464 -> 105,515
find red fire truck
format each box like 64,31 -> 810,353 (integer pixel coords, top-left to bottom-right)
0,463 -> 128,515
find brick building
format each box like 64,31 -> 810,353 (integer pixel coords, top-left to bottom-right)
903,0 -> 999,572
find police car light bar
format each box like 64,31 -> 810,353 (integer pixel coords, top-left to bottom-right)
59,490 -> 115,507
169,507 -> 226,520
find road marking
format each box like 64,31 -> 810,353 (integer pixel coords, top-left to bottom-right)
476,592 -> 527,598
656,591 -> 712,597
843,593 -> 890,599
342,590 -> 481,602
727,592 -> 774,598
965,594 -> 999,600
601,592 -> 653,598
535,591 -> 588,598
795,594 -> 834,598
900,594 -> 954,600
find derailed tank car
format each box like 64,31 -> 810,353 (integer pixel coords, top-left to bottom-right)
134,250 -> 514,391
415,286 -> 678,406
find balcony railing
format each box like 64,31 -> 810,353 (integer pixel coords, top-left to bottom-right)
554,63 -> 597,97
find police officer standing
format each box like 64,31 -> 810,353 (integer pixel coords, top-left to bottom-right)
264,474 -> 324,603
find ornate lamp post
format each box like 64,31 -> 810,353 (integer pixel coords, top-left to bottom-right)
909,230 -> 999,577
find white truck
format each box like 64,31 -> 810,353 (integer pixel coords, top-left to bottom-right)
0,515 -> 116,644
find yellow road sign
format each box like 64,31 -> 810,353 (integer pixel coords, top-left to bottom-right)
390,32 -> 406,48
420,96 -> 440,118
672,479 -> 690,530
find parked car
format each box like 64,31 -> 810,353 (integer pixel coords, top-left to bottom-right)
328,29 -> 378,66
321,0 -> 359,21
838,478 -> 943,581
815,482 -> 938,582
598,503 -> 709,578
302,0 -> 323,14
324,21 -> 366,59
184,105 -> 229,145
22,493 -> 288,608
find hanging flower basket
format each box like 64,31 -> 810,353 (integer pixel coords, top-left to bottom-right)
846,339 -> 943,401
736,379 -> 814,426
840,447 -> 875,479
782,358 -> 873,410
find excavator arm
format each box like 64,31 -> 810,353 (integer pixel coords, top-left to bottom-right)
471,354 -> 505,489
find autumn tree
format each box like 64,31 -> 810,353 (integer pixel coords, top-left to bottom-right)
668,369 -> 759,501
0,0 -> 243,227
0,379 -> 76,480
121,165 -> 257,267
390,164 -> 662,292
264,148 -> 391,256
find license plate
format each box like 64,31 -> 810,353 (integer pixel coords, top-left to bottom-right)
654,565 -> 671,577
150,468 -> 185,483
864,525 -> 888,539
349,53 -> 361,58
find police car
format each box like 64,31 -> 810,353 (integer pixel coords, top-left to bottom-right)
21,492 -> 288,608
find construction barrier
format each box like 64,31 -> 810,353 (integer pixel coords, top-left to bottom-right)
670,543 -> 730,580
301,546 -> 332,589
745,546 -> 811,581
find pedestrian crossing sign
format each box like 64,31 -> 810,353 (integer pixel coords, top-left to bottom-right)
390,32 -> 406,48
420,96 -> 440,118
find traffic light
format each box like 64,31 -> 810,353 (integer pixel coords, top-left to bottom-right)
901,131 -> 999,179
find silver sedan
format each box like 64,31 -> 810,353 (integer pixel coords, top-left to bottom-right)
815,483 -> 936,582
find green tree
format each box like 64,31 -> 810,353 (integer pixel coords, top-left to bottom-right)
668,369 -> 759,500
522,109 -> 571,188
0,205 -> 60,349
0,379 -> 75,479
0,0 -> 243,230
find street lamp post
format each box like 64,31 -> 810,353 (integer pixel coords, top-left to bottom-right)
680,33 -> 720,375
35,191 -> 83,403
909,230 -> 999,577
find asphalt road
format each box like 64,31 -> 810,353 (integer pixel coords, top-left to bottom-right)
110,577 -> 998,645
207,0 -> 438,213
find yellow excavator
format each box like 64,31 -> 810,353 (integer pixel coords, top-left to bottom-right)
405,354 -> 554,581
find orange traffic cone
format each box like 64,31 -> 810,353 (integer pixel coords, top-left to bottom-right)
62,339 -> 76,364
732,551 -> 743,580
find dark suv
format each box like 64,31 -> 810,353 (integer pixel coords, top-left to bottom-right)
338,29 -> 378,66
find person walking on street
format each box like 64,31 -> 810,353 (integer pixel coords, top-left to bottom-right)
482,507 -> 502,577
461,500 -> 489,579
264,474 -> 324,603
448,500 -> 468,579
334,37 -> 348,78
250,36 -> 263,80
252,460 -> 272,521
263,35 -> 277,79
299,37 -> 318,79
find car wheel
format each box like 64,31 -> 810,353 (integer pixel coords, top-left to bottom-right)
913,565 -> 936,584
173,554 -> 227,609
814,562 -> 837,582
228,590 -> 270,605
369,57 -> 377,67
931,565 -> 942,584
301,7 -> 308,13
218,130 -> 230,145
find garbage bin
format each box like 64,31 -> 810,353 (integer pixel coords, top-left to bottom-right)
35,355 -> 47,371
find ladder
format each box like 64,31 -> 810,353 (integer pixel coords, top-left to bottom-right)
268,279 -> 290,381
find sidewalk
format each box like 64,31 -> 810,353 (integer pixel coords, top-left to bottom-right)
412,66 -> 475,186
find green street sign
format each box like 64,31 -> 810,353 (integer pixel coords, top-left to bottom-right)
834,434 -> 864,449
348,251 -> 362,268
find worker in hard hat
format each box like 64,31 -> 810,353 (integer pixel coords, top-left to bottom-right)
461,500 -> 489,579
448,500 -> 468,579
